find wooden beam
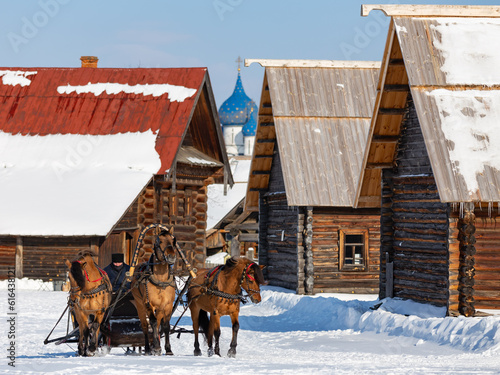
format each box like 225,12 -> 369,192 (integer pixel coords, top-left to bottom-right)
254,154 -> 273,159
357,196 -> 381,204
366,163 -> 394,169
252,170 -> 271,175
361,4 -> 500,18
260,122 -> 274,127
384,84 -> 410,92
373,135 -> 399,143
238,233 -> 259,242
249,188 -> 267,192
388,59 -> 404,66
15,236 -> 23,278
379,108 -> 406,115
246,58 -> 381,68
257,139 -> 276,143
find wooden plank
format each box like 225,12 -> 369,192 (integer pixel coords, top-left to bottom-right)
15,237 -> 23,278
361,4 -> 500,17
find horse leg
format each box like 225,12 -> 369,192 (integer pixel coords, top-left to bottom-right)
89,311 -> 106,356
213,315 -> 221,357
82,324 -> 90,356
190,305 -> 202,356
160,313 -> 173,356
134,300 -> 152,355
227,312 -> 240,358
206,313 -> 215,357
87,317 -> 99,356
149,312 -> 161,356
77,324 -> 87,356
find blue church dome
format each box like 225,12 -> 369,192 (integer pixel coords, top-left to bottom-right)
242,105 -> 257,136
219,70 -> 257,137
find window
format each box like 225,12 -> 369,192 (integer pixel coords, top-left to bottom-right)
339,230 -> 368,271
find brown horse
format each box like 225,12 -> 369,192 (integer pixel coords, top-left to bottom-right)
187,256 -> 266,357
65,250 -> 112,356
131,230 -> 177,355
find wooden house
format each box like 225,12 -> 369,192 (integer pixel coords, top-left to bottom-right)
0,57 -> 232,281
206,156 -> 257,259
210,197 -> 258,258
244,59 -> 381,294
357,5 -> 500,316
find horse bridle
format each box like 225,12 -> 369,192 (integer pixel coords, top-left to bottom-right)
153,232 -> 176,266
240,263 -> 261,301
68,260 -> 109,312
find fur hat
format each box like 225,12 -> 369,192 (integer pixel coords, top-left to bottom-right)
111,253 -> 124,263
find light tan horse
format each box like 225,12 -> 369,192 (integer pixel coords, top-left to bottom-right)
65,250 -> 112,356
131,230 -> 177,355
187,256 -> 266,357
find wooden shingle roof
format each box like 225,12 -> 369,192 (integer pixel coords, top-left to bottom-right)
244,60 -> 379,210
356,5 -> 500,207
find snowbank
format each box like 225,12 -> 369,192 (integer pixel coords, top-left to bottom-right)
242,287 -> 500,352
0,278 -> 55,290
4,280 -> 500,354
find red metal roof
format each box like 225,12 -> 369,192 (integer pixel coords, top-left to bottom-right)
0,67 -> 208,174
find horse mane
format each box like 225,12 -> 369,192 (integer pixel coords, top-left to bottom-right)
70,261 -> 86,289
223,256 -> 266,285
69,249 -> 97,289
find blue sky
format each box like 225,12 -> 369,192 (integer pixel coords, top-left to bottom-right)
1,0 -> 499,108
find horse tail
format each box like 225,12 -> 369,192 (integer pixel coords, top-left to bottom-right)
198,309 -> 210,342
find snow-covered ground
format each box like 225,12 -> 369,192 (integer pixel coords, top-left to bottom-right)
2,279 -> 500,374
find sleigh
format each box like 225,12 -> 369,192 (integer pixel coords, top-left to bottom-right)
44,224 -> 196,353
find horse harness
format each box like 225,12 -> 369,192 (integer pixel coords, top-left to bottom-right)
135,236 -> 177,309
196,262 -> 259,304
68,261 -> 110,314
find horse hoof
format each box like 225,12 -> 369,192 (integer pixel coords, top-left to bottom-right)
194,349 -> 202,356
153,349 -> 162,356
227,349 -> 236,358
165,351 -> 174,356
208,348 -> 214,357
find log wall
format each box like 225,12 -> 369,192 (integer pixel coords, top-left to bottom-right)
454,211 -> 500,311
311,207 -> 380,294
0,236 -> 97,281
259,149 -> 300,292
136,177 -> 208,273
382,97 -> 451,307
0,238 -> 16,280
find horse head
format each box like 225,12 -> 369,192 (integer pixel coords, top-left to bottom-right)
237,258 -> 266,304
153,229 -> 177,266
65,250 -> 99,290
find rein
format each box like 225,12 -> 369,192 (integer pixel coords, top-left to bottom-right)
68,260 -> 110,313
200,262 -> 259,303
77,260 -> 106,283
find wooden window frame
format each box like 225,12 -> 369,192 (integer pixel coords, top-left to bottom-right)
339,229 -> 368,272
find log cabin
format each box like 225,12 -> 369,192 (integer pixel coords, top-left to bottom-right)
244,59 -> 381,294
357,5 -> 500,316
207,156 -> 258,260
0,57 -> 232,282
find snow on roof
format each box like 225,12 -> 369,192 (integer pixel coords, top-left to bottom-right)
392,16 -> 500,202
207,158 -> 251,229
427,89 -> 500,195
0,130 -> 161,236
57,81 -> 197,102
0,70 -> 37,87
430,18 -> 500,85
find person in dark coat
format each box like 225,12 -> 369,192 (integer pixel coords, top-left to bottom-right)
104,253 -> 135,354
104,253 -> 131,293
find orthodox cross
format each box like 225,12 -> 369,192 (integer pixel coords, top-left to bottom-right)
236,56 -> 243,71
